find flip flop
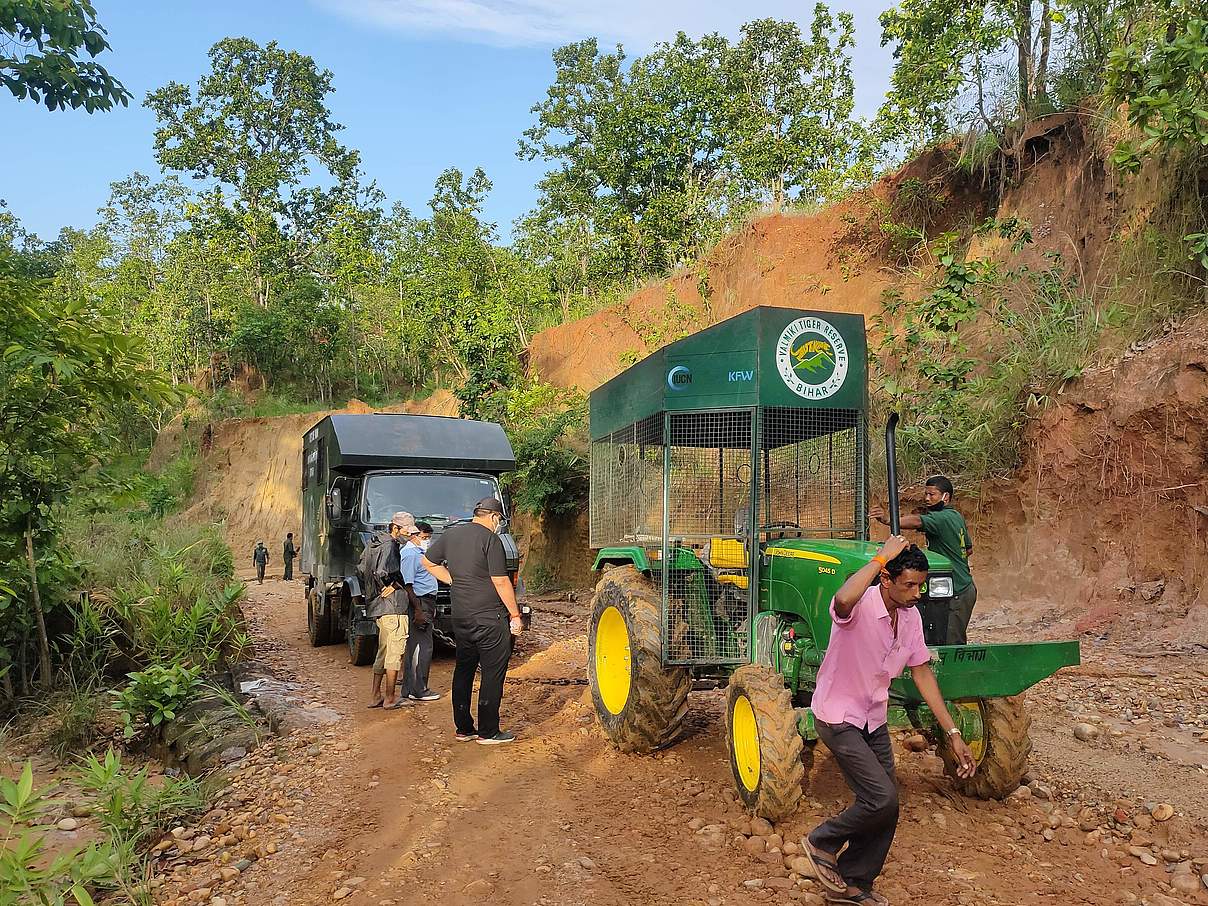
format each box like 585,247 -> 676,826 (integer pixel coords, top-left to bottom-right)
803,840 -> 847,894
824,891 -> 886,905
367,699 -> 384,709
384,699 -> 412,710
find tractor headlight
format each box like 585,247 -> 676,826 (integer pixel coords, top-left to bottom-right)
928,577 -> 954,598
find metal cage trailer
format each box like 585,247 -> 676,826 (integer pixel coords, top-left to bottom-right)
584,306 -> 1080,819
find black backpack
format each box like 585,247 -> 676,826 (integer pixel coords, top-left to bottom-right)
357,534 -> 390,602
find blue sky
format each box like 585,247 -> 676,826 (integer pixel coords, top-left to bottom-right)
2,1 -> 896,242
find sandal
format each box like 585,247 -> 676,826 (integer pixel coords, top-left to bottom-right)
384,699 -> 412,710
803,840 -> 847,894
367,699 -> 384,709
824,891 -> 884,905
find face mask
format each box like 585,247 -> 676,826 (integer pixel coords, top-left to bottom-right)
929,501 -> 946,511
420,538 -> 430,552
492,515 -> 503,534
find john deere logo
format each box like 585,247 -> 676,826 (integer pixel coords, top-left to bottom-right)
666,364 -> 692,390
775,316 -> 849,399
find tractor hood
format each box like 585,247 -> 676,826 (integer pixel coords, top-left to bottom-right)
763,537 -> 954,575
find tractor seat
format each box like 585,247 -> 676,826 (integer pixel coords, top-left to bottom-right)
704,538 -> 749,590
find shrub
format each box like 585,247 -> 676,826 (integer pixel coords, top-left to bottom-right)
111,664 -> 202,739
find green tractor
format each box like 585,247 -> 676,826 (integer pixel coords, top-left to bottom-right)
586,306 -> 1079,820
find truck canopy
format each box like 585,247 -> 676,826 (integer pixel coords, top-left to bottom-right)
307,414 -> 516,475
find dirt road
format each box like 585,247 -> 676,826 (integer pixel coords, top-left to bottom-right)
155,579 -> 1208,906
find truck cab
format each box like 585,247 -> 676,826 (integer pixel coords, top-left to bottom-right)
301,413 -> 527,663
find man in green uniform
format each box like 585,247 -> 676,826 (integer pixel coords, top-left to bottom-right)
871,475 -> 975,644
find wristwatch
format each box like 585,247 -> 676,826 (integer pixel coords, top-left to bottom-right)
946,727 -> 962,738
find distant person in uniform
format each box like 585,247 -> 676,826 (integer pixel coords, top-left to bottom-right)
422,497 -> 524,745
252,541 -> 270,584
872,475 -> 975,644
283,533 -> 297,581
401,521 -> 440,703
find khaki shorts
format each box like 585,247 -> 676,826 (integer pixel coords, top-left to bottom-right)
375,614 -> 409,672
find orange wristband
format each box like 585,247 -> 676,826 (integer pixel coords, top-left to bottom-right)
872,555 -> 888,568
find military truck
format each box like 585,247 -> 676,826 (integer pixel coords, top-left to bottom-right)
585,306 -> 1080,819
301,413 -> 529,664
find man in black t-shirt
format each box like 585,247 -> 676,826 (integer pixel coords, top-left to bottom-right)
422,497 -> 524,745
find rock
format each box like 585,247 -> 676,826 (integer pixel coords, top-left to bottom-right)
462,880 -> 495,897
788,856 -> 812,875
750,817 -> 774,837
742,879 -> 764,889
903,734 -> 929,752
764,877 -> 794,889
578,856 -> 596,870
743,835 -> 768,856
1032,784 -> 1053,800
1170,872 -> 1201,896
219,868 -> 239,882
1150,803 -> 1174,822
70,804 -> 93,818
1073,723 -> 1100,742
211,898 -> 227,906
1127,845 -> 1157,865
219,747 -> 247,764
331,888 -> 352,900
1009,785 -> 1033,801
56,818 -> 79,831
234,859 -> 253,872
688,817 -> 706,831
346,877 -> 365,887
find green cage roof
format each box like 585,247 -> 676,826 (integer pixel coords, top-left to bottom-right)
589,306 -> 867,441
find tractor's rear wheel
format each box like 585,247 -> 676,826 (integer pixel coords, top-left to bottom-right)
725,664 -> 806,822
588,566 -> 690,753
307,589 -> 333,647
941,695 -> 1032,799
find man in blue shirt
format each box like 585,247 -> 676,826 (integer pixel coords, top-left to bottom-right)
401,520 -> 441,702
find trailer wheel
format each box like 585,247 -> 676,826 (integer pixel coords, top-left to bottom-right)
348,627 -> 378,666
307,589 -> 333,647
588,566 -> 690,753
726,664 -> 806,821
941,695 -> 1032,799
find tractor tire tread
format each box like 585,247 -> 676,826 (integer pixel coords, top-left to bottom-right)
589,566 -> 690,754
943,695 -> 1032,799
726,664 -> 806,822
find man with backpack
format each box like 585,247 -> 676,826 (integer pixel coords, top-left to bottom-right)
361,512 -> 413,710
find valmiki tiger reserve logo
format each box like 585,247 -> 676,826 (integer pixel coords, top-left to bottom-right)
775,316 -> 849,399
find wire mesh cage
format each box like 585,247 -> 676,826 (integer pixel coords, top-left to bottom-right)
757,407 -> 867,539
662,410 -> 755,665
589,414 -> 664,548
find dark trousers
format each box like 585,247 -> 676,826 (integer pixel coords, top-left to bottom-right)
809,721 -> 899,892
451,611 -> 512,738
947,582 -> 977,645
284,559 -> 294,581
256,563 -> 266,583
403,594 -> 436,697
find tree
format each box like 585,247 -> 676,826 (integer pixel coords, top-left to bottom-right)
145,37 -> 363,306
0,242 -> 176,687
0,0 -> 129,111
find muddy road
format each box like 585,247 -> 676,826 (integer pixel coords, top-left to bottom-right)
154,578 -> 1208,906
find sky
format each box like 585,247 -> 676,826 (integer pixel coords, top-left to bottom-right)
2,1 -> 897,243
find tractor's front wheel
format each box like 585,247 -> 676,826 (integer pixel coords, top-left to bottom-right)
588,567 -> 690,753
941,695 -> 1032,799
725,665 -> 806,821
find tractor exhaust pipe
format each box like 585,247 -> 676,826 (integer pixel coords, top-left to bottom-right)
885,412 -> 901,535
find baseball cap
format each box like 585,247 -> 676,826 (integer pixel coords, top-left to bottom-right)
473,497 -> 504,515
390,511 -> 419,534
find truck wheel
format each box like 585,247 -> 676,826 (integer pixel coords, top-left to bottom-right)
725,664 -> 805,822
588,566 -> 690,753
307,589 -> 332,647
348,629 -> 378,667
941,695 -> 1032,799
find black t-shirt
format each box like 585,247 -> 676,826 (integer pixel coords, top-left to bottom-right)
425,521 -> 509,619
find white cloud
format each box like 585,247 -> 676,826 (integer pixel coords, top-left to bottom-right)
314,0 -> 883,49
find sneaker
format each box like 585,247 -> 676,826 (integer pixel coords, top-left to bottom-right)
455,731 -> 478,742
476,731 -> 516,746
408,691 -> 442,702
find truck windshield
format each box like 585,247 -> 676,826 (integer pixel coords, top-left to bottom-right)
363,474 -> 501,526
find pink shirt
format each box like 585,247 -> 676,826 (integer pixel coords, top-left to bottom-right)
811,584 -> 931,731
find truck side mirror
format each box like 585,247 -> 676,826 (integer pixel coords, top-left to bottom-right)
327,487 -> 343,522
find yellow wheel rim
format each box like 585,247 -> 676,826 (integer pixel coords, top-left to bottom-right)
955,702 -> 986,762
594,606 -> 631,715
732,694 -> 761,792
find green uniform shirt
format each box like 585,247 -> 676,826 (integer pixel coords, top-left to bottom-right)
919,507 -> 973,594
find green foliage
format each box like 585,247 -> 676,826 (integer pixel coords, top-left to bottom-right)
519,8 -> 871,292
111,664 -> 202,739
875,224 -> 1126,483
75,748 -> 211,847
39,683 -> 108,758
0,762 -> 116,906
0,0 -> 129,112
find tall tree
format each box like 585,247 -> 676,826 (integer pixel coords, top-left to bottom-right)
145,37 -> 363,306
0,0 -> 129,111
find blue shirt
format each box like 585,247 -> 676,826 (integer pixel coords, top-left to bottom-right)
400,542 -> 438,597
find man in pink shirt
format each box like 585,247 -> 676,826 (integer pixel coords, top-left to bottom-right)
804,536 -> 976,905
